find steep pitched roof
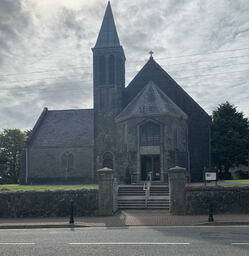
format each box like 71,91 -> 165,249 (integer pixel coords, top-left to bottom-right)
125,57 -> 210,120
27,109 -> 94,147
116,81 -> 187,122
94,1 -> 120,48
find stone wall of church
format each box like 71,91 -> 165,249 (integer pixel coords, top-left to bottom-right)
188,114 -> 211,181
94,113 -> 118,172
25,146 -> 94,184
116,114 -> 189,183
93,47 -> 125,176
124,59 -> 211,182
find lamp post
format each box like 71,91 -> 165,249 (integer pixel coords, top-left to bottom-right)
69,200 -> 74,224
208,201 -> 214,222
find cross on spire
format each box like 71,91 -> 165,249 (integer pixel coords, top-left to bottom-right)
149,50 -> 154,58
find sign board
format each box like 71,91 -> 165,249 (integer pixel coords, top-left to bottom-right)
205,172 -> 216,181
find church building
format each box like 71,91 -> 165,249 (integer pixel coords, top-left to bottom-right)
21,2 -> 211,185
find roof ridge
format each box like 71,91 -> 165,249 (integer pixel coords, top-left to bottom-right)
125,57 -> 154,89
26,107 -> 48,146
117,81 -> 188,122
48,108 -> 93,112
125,57 -> 210,118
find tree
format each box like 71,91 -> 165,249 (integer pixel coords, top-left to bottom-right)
0,149 -> 8,184
211,102 -> 249,177
0,129 -> 26,184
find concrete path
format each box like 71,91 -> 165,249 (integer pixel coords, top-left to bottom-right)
0,210 -> 249,229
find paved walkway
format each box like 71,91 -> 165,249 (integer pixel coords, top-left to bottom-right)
0,210 -> 249,229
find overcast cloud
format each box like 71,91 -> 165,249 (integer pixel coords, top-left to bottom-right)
0,0 -> 249,130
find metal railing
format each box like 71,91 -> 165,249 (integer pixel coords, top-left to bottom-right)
143,172 -> 152,208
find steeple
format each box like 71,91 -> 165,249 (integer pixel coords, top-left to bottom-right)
92,2 -> 125,173
92,1 -> 125,117
94,1 -> 121,48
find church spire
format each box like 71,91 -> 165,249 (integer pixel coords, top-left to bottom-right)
94,1 -> 121,48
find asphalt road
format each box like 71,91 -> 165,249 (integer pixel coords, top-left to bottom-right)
1,226 -> 249,255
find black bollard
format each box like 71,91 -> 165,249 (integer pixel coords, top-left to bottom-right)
208,201 -> 214,222
69,200 -> 74,224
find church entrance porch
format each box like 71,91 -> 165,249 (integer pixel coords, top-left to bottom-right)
141,155 -> 160,181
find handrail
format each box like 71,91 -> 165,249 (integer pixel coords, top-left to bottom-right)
143,172 -> 152,208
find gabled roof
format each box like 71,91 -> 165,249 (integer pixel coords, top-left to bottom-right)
27,109 -> 94,147
116,81 -> 187,122
94,1 -> 120,48
125,57 -> 210,120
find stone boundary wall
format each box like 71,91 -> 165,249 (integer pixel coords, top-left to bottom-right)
185,186 -> 249,215
0,189 -> 98,218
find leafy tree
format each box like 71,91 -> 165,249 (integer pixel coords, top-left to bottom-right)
0,149 -> 8,184
211,102 -> 249,177
0,129 -> 26,184
24,129 -> 32,138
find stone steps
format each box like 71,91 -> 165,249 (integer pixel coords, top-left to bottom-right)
118,198 -> 170,209
117,184 -> 170,209
118,185 -> 169,196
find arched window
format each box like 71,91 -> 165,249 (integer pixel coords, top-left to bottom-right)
140,122 -> 160,146
102,152 -> 113,169
108,55 -> 115,84
99,55 -> 106,84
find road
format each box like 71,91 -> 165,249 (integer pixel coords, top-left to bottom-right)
1,226 -> 249,255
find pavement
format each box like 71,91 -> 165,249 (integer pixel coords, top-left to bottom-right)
1,210 -> 249,229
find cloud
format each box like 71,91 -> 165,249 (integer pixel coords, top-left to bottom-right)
0,78 -> 93,130
0,0 -> 249,132
0,0 -> 31,66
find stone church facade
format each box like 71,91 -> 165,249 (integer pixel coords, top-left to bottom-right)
21,2 -> 211,185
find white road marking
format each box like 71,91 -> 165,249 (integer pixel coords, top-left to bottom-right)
0,243 -> 35,245
69,242 -> 190,245
1,225 -> 249,232
232,243 -> 249,245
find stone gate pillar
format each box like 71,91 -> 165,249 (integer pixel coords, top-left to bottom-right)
97,167 -> 114,216
168,166 -> 186,215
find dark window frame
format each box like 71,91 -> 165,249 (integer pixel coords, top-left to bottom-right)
108,55 -> 115,84
99,55 -> 106,84
140,122 -> 160,146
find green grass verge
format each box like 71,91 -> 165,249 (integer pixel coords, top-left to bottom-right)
224,180 -> 249,183
0,184 -> 98,191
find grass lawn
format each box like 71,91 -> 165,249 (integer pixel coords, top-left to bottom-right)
224,180 -> 249,183
0,184 -> 98,191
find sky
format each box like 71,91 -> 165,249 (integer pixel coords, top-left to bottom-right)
0,0 -> 249,131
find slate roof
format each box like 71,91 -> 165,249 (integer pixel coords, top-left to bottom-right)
116,81 -> 188,122
94,1 -> 121,48
124,57 -> 210,120
123,57 -> 211,181
27,108 -> 94,147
